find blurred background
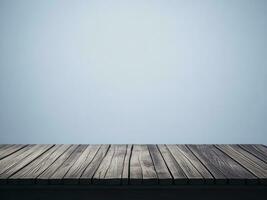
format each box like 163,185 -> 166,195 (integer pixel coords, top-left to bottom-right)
0,0 -> 266,144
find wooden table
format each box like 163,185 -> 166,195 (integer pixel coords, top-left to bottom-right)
0,144 -> 267,199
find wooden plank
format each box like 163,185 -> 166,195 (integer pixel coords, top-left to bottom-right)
49,145 -> 88,184
0,145 -> 26,160
0,145 -> 13,157
186,145 -> 227,184
9,145 -> 70,184
0,144 -> 8,149
136,145 -> 158,185
158,144 -> 187,184
63,145 -> 100,184
259,145 -> 267,153
176,145 -> 214,184
121,144 -> 132,185
37,145 -> 78,184
230,145 -> 267,170
188,145 -> 257,185
167,145 -> 204,184
0,145 -> 53,184
129,144 -> 142,185
1,144 -> 266,186
0,145 -> 36,176
92,145 -> 116,184
130,145 -> 158,185
148,145 -> 172,185
240,145 -> 267,163
103,145 -> 127,185
216,145 -> 267,184
80,145 -> 110,184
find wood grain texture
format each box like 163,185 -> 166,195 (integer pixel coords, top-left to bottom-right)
176,145 -> 214,184
0,145 -> 53,184
0,145 -> 35,176
63,145 -> 100,184
80,145 -> 110,184
240,145 -> 267,164
148,145 -> 172,185
49,145 -> 88,184
207,145 -> 257,184
167,145 -> 204,184
129,145 -> 142,185
187,145 -> 256,185
0,144 -> 267,185
92,145 -> 116,184
37,145 -> 78,184
121,144 -> 132,185
9,145 -> 70,184
0,145 -> 26,160
130,145 -> 158,185
104,145 -> 127,185
230,145 -> 267,170
158,145 -> 187,184
216,145 -> 267,184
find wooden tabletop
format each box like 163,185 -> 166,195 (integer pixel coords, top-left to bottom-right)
0,144 -> 266,185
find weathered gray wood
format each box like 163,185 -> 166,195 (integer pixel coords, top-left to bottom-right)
129,144 -> 142,185
216,145 -> 267,184
0,145 -> 26,160
49,145 -> 88,184
176,145 -> 214,184
136,145 -> 158,185
260,145 -> 267,152
92,145 -> 116,184
230,145 -> 267,170
80,145 -> 110,184
37,145 -> 78,184
158,145 -> 187,184
122,144 -> 132,185
259,145 -> 267,153
148,145 -> 172,185
63,145 -> 100,184
0,145 -> 14,158
0,144 -> 267,186
0,145 -> 53,184
130,145 -> 158,185
189,145 -> 257,185
187,145 -> 232,184
0,144 -> 8,149
9,145 -> 70,184
104,145 -> 127,185
167,145 -> 204,184
240,145 -> 267,163
0,145 -> 36,176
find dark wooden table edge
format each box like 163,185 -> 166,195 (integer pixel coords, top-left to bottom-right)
1,185 -> 267,200
1,184 -> 267,189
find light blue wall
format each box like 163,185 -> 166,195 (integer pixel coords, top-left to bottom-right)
0,0 -> 266,144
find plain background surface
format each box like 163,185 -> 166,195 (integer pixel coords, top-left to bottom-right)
0,0 -> 266,144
